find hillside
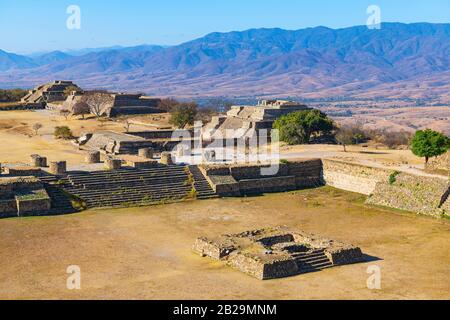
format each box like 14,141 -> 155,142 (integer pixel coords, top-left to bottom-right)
0,23 -> 449,101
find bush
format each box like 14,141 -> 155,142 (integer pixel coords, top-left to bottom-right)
389,171 -> 400,185
54,126 -> 73,140
273,109 -> 334,145
335,124 -> 368,151
0,89 -> 28,102
169,103 -> 198,129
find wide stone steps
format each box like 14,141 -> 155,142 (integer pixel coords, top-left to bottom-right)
41,165 -> 218,209
188,165 -> 219,200
293,250 -> 333,272
44,184 -> 77,215
68,175 -> 189,189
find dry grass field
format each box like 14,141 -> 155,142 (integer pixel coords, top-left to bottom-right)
0,110 -> 436,171
0,110 -> 152,166
0,187 -> 449,300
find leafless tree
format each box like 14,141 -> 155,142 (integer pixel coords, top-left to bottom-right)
72,101 -> 91,120
122,118 -> 132,133
81,92 -> 114,119
32,123 -> 43,136
335,123 -> 367,152
59,109 -> 71,121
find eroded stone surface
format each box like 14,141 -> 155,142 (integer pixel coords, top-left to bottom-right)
193,226 -> 364,280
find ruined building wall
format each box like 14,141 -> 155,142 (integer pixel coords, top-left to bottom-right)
322,159 -> 450,217
366,173 -> 450,217
428,151 -> 450,171
322,159 -> 390,195
199,159 -> 322,197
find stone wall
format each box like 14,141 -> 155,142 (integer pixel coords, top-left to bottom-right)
130,130 -> 194,140
199,159 -> 322,197
325,247 -> 364,266
16,197 -> 51,217
0,103 -> 45,111
4,167 -> 43,177
227,252 -> 265,280
193,237 -> 236,260
0,177 -> 51,218
207,175 -> 240,196
322,159 -> 390,195
429,151 -> 450,171
366,173 -> 450,217
287,159 -> 323,188
0,199 -> 17,218
238,176 -> 297,194
322,159 -> 449,217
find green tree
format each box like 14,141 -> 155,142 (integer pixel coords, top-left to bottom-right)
54,126 -> 73,140
273,109 -> 334,145
169,103 -> 198,129
0,89 -> 28,102
411,129 -> 449,165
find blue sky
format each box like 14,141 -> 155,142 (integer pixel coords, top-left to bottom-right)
1,0 -> 449,53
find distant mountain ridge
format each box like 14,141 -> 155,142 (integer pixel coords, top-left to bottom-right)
1,23 -> 449,101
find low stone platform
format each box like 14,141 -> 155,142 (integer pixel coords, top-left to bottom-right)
199,159 -> 323,196
0,176 -> 51,218
193,226 -> 364,280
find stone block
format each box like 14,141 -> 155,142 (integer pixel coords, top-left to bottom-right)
161,152 -> 174,165
138,148 -> 154,159
85,151 -> 101,164
105,159 -> 122,170
49,161 -> 67,175
30,154 -> 47,167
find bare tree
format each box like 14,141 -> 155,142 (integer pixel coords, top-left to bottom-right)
122,118 -> 132,133
59,109 -> 71,121
32,123 -> 43,136
72,101 -> 91,120
335,123 -> 367,152
81,92 -> 114,119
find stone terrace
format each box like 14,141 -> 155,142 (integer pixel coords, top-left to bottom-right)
41,165 -> 217,209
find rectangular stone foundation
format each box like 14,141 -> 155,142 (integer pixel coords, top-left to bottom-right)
193,226 -> 364,280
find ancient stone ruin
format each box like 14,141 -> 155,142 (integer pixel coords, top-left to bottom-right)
204,100 -> 310,140
199,159 -> 323,196
429,151 -> 450,171
62,92 -> 162,118
21,81 -> 81,104
193,226 -> 364,280
0,176 -> 51,218
78,130 -> 191,156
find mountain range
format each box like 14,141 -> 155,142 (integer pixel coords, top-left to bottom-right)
1,23 -> 449,101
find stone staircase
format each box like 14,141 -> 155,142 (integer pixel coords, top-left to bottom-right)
292,249 -> 333,273
188,165 -> 218,200
39,165 -> 217,210
44,184 -> 78,215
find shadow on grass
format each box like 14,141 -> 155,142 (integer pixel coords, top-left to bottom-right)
357,151 -> 390,155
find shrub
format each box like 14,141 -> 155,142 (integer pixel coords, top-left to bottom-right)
334,124 -> 368,152
388,171 -> 401,185
54,126 -> 73,140
32,123 -> 43,136
169,103 -> 198,129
